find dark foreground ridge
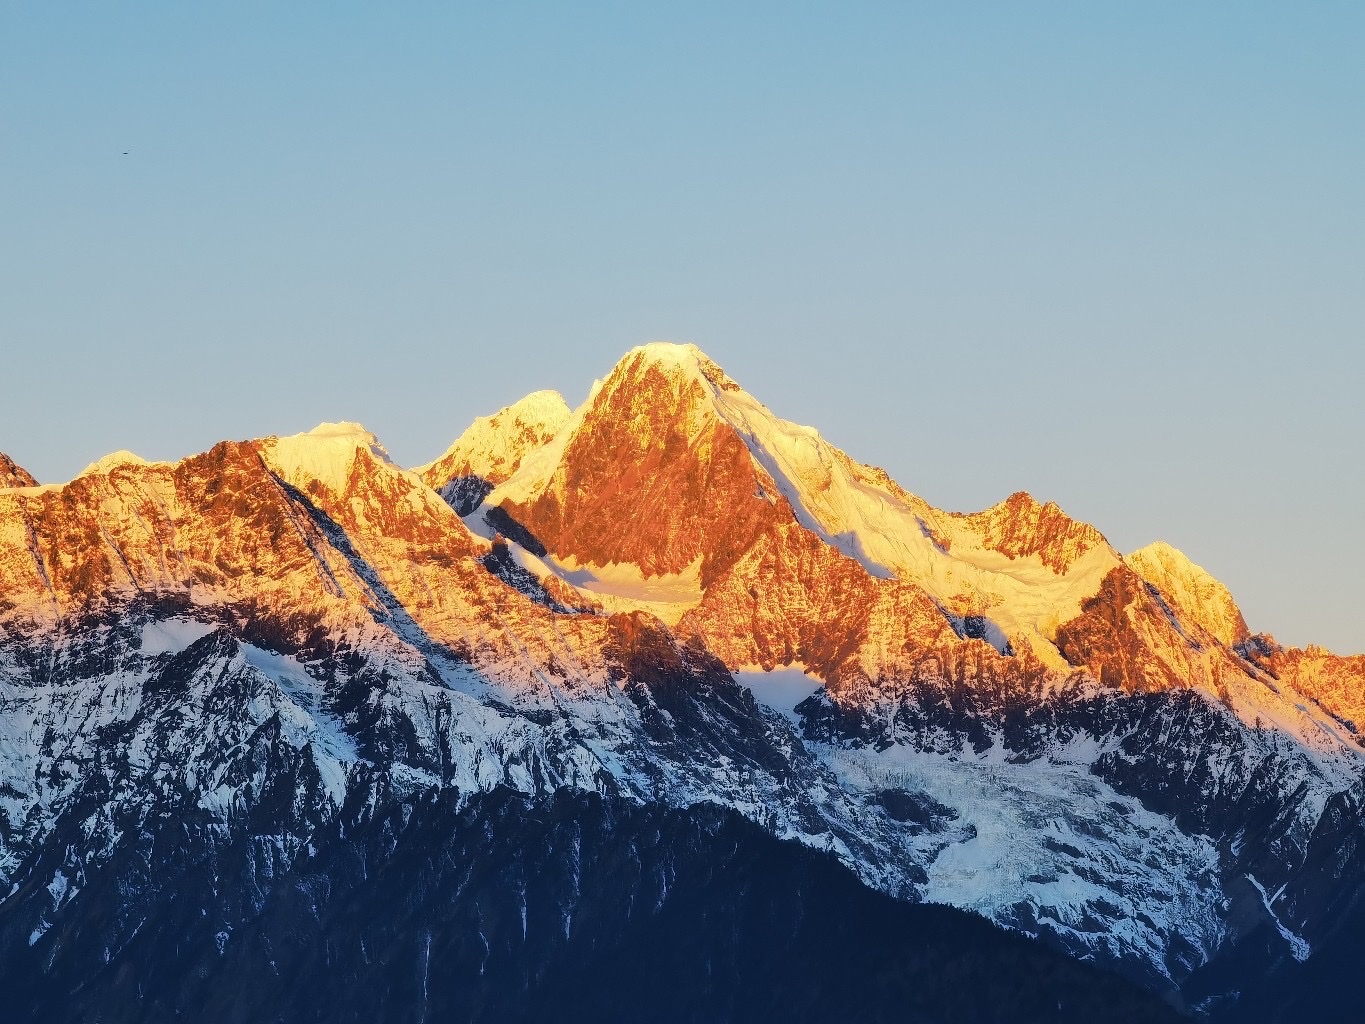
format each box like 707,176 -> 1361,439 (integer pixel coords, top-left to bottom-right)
0,789 -> 1179,1024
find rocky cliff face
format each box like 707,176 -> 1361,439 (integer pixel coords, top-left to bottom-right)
494,348 -> 784,586
1236,634 -> 1365,733
2,343 -> 1362,1021
0,453 -> 36,489
955,490 -> 1109,575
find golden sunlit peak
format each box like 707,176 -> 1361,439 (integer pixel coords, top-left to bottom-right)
614,341 -> 741,393
78,450 -> 151,478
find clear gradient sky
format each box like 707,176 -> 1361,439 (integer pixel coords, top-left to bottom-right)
2,4 -> 1362,652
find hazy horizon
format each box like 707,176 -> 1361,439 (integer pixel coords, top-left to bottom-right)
3,5 -> 1361,653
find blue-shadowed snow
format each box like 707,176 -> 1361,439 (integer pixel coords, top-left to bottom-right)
819,740 -> 1227,977
734,667 -> 824,724
139,618 -> 217,655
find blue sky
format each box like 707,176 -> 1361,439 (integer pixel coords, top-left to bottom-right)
2,3 -> 1362,652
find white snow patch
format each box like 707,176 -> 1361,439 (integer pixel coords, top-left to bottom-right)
465,513 -> 704,624
1245,874 -> 1311,961
46,869 -> 69,906
819,741 -> 1226,977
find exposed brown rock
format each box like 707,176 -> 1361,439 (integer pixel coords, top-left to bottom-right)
0,441 -> 371,616
502,351 -> 782,585
1055,566 -> 1197,693
0,432 -> 623,687
678,520 -> 960,685
0,452 -> 37,489
955,491 -> 1108,574
4,343 -> 1355,747
1239,636 -> 1365,732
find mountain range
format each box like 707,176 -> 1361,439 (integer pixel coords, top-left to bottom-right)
2,342 -> 1362,1022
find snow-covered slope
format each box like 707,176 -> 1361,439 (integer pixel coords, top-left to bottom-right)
417,390 -> 571,488
704,373 -> 1127,667
415,391 -> 571,516
263,421 -> 397,494
1126,540 -> 1250,647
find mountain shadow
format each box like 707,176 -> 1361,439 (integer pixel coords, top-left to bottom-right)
1,788 -> 1185,1024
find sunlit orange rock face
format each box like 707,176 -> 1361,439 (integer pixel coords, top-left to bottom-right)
455,348 -> 970,688
501,351 -> 785,586
4,342 -> 1357,751
1239,637 -> 1365,732
1054,566 -> 1194,693
954,491 -> 1108,575
0,453 -> 36,489
472,347 -> 1088,692
0,431 -> 623,687
677,520 -> 959,681
0,442 -> 347,617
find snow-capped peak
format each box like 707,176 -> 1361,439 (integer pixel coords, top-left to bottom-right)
615,341 -> 742,394
1126,541 -> 1249,647
484,345 -> 737,512
77,450 -> 151,478
261,422 -> 393,495
417,390 -> 571,489
497,389 -> 571,429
